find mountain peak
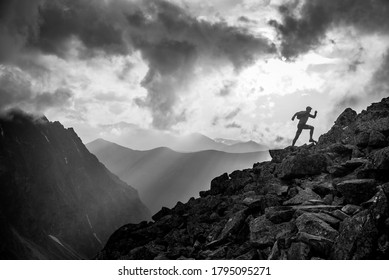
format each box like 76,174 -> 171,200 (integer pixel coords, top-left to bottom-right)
0,114 -> 149,259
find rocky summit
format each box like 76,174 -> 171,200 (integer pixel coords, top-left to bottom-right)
97,97 -> 389,260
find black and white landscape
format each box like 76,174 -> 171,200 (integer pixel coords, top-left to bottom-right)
1,0 -> 389,260
87,138 -> 270,214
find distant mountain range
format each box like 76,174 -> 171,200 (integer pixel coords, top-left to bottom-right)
0,111 -> 149,259
96,122 -> 268,153
87,139 -> 270,214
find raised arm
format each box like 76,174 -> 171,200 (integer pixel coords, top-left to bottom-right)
310,110 -> 317,118
291,112 -> 298,121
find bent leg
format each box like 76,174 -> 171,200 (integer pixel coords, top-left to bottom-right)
292,128 -> 302,146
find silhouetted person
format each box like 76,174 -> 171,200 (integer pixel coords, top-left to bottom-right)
291,106 -> 317,146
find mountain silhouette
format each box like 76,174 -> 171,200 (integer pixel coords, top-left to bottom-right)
0,110 -> 150,259
87,139 -> 270,214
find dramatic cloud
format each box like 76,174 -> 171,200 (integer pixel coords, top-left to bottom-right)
270,0 -> 389,59
0,0 -> 276,129
0,66 -> 73,111
0,0 -> 43,62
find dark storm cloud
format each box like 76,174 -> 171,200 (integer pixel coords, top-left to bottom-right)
269,0 -> 389,59
0,0 -> 275,127
0,67 -> 73,111
270,0 -> 389,113
0,0 -> 43,62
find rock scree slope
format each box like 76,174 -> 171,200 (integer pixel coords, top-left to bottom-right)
97,97 -> 389,260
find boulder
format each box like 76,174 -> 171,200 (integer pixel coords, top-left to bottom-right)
333,210 -> 379,259
152,207 -> 172,221
312,182 -> 335,197
249,215 -> 293,248
218,210 -> 247,240
287,242 -> 311,260
342,204 -> 362,215
269,149 -> 291,163
278,153 -> 328,179
356,131 -> 370,147
210,173 -> 230,195
368,130 -> 387,148
265,206 -> 295,224
311,212 -> 341,229
295,213 -> 339,241
331,210 -> 350,221
297,232 -> 333,258
336,179 -> 378,205
370,147 -> 389,170
283,188 -> 321,205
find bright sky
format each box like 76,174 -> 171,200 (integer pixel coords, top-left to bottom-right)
1,0 -> 389,148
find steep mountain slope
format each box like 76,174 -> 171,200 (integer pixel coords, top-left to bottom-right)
0,110 -> 150,259
87,139 -> 270,214
98,97 -> 389,260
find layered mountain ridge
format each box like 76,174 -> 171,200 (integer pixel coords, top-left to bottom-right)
0,110 -> 150,259
87,139 -> 270,214
97,97 -> 389,260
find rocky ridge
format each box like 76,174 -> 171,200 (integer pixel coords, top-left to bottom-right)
97,97 -> 389,260
0,110 -> 150,259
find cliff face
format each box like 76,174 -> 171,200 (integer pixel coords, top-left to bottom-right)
0,111 -> 150,259
97,97 -> 389,260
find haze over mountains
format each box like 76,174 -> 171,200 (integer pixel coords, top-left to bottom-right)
87,139 -> 270,214
95,122 -> 268,153
0,111 -> 149,259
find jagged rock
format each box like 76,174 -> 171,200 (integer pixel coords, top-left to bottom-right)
336,179 -> 378,205
317,108 -> 357,146
235,249 -> 258,260
311,212 -> 341,229
356,131 -> 370,147
331,210 -> 350,221
296,213 -> 338,241
293,205 -> 342,214
152,207 -> 172,221
265,206 -> 295,224
323,194 -> 334,205
368,188 -> 389,222
283,188 -> 321,205
154,253 -> 169,260
297,232 -> 333,258
218,210 -> 247,240
369,130 -> 387,148
332,196 -> 345,206
333,210 -> 379,259
311,182 -> 335,197
249,215 -> 293,248
210,173 -> 230,195
341,204 -> 362,215
267,184 -> 289,196
287,242 -> 311,260
328,158 -> 368,177
269,148 -> 292,163
278,153 -> 328,179
370,147 -> 389,170
207,246 -> 228,259
242,195 -> 263,208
